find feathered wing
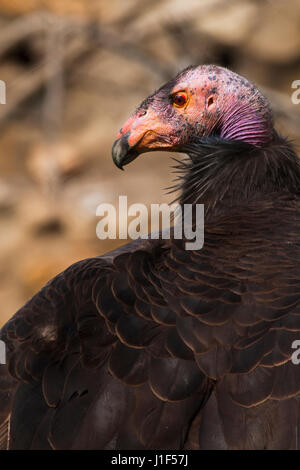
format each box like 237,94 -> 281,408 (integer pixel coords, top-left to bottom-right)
166,203 -> 300,450
0,238 -> 211,450
2,201 -> 300,449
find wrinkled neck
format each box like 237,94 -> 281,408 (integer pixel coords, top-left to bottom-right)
219,100 -> 273,148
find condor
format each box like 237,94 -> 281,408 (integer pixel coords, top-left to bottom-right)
1,65 -> 300,450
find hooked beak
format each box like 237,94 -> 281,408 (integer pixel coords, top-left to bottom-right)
112,132 -> 140,170
112,107 -> 176,170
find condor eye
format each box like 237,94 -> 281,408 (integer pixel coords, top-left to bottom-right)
172,92 -> 188,108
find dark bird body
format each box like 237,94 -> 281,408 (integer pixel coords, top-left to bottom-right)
1,65 -> 300,449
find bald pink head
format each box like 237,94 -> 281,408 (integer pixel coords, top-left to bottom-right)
112,65 -> 274,169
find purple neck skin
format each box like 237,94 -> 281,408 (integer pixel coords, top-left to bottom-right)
219,100 -> 273,147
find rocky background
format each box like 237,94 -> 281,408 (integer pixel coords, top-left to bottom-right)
0,0 -> 300,326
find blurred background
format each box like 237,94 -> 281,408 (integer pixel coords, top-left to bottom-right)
0,0 -> 300,327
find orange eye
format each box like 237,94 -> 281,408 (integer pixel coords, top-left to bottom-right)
172,92 -> 188,108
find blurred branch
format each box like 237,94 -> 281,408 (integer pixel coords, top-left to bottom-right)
91,22 -> 173,79
40,21 -> 66,196
112,0 -> 162,29
0,11 -> 173,124
0,11 -> 70,58
0,32 -> 90,123
42,22 -> 65,142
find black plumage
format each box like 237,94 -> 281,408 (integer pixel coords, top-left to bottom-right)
1,65 -> 300,449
